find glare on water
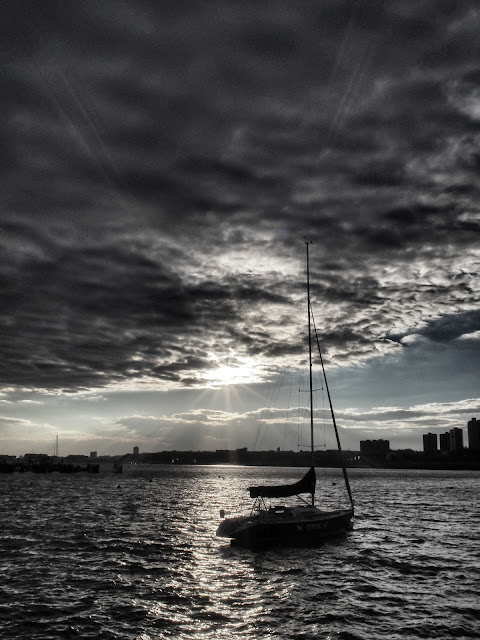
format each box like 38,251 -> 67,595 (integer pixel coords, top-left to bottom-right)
1,465 -> 479,640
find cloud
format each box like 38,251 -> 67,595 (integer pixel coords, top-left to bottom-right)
458,330 -> 480,341
336,397 -> 480,449
77,396 -> 480,452
1,2 -> 480,455
0,416 -> 32,426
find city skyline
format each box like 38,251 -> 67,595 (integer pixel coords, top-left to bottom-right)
2,2 -> 480,456
5,417 -> 479,460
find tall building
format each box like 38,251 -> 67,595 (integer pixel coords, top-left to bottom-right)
90,451 -> 97,459
133,446 -> 139,456
450,428 -> 464,451
439,432 -> 450,451
467,418 -> 480,451
423,433 -> 437,453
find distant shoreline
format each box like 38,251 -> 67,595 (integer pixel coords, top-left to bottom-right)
3,448 -> 479,472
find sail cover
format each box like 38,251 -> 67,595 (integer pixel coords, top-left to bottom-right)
249,466 -> 316,499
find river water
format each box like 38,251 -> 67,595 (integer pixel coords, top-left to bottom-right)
1,465 -> 479,639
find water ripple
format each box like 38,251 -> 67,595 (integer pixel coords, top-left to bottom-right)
1,466 -> 479,639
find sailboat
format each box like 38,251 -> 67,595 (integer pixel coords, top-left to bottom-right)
216,242 -> 354,546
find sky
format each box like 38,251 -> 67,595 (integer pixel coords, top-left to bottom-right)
1,1 -> 480,457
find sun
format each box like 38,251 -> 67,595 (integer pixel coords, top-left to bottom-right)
204,355 -> 258,387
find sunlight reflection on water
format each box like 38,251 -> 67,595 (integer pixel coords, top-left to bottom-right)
1,465 -> 479,639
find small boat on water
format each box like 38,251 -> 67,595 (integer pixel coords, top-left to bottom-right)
217,243 -> 355,546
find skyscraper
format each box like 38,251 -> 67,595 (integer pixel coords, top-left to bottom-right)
439,432 -> 450,451
467,418 -> 480,451
423,433 -> 437,453
450,428 -> 464,451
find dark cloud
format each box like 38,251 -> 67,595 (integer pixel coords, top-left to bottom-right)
1,0 -> 479,416
417,310 -> 480,342
0,214 -> 299,389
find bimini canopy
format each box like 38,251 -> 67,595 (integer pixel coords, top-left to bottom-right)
249,466 -> 316,499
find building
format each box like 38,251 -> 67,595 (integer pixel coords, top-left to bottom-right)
360,439 -> 390,455
450,428 -> 464,451
66,455 -> 89,463
133,446 -> 139,456
360,439 -> 390,463
90,451 -> 97,459
439,432 -> 450,451
423,433 -> 438,453
467,418 -> 480,451
23,453 -> 49,463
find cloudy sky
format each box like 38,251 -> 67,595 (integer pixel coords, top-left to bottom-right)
2,1 -> 480,457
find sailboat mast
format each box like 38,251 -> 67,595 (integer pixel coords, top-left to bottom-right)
306,243 -> 315,496
306,241 -> 354,511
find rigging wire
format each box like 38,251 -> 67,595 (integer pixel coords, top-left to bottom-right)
253,367 -> 287,451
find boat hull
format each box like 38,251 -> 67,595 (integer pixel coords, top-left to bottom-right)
217,506 -> 354,547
